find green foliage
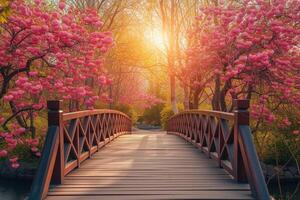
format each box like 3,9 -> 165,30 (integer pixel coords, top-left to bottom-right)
142,104 -> 164,126
113,104 -> 138,125
0,143 -> 40,168
0,0 -> 11,23
250,105 -> 299,167
198,103 -> 212,110
255,122 -> 300,166
160,103 -> 184,130
11,143 -> 39,165
259,133 -> 284,165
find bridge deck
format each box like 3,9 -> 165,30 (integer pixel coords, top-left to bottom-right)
47,130 -> 253,200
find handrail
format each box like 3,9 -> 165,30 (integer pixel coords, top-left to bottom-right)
169,109 -> 235,120
29,100 -> 132,200
63,109 -> 131,121
166,99 -> 270,200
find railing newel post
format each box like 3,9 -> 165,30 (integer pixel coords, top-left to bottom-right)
47,100 -> 65,184
234,99 -> 270,199
233,99 -> 249,183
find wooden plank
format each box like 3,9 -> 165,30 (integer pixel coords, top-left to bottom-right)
63,175 -> 233,180
47,191 -> 253,199
60,179 -> 237,185
80,159 -> 213,162
68,171 -> 228,176
49,188 -> 250,192
47,190 -> 253,196
71,168 -> 223,172
47,193 -> 253,200
51,183 -> 250,189
77,165 -> 221,169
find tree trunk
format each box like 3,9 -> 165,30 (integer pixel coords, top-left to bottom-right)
160,0 -> 178,114
183,85 -> 189,110
170,74 -> 178,113
219,80 -> 231,111
212,75 -> 221,110
9,101 -> 27,128
169,0 -> 178,113
192,89 -> 201,109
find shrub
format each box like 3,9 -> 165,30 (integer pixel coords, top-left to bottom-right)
160,104 -> 184,130
142,104 -> 164,126
113,104 -> 138,125
255,130 -> 300,166
254,109 -> 300,166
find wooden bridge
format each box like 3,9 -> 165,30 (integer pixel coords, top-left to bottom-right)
29,100 -> 270,200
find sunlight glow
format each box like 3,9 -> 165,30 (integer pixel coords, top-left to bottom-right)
144,28 -> 167,51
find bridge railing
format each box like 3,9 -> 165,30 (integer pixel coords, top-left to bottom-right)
166,99 -> 270,200
29,100 -> 132,200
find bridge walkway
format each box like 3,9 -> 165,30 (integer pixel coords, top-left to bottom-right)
46,130 -> 253,200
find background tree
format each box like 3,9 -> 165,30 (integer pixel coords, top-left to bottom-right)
187,0 -> 300,119
146,0 -> 205,111
68,0 -> 164,109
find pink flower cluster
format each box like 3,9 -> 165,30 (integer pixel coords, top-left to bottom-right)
0,0 -> 114,107
251,104 -> 276,124
117,75 -> 164,109
9,157 -> 20,169
0,0 -> 114,166
26,138 -> 41,157
0,126 -> 32,168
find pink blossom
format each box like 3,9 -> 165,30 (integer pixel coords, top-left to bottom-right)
59,1 -> 66,10
293,130 -> 300,135
266,114 -> 276,124
34,0 -> 42,6
15,127 -> 26,135
99,75 -> 107,85
31,147 -> 38,153
102,37 -> 113,44
9,157 -> 18,163
282,118 -> 291,127
3,95 -> 14,101
0,150 -> 8,158
29,71 -> 38,76
11,162 -> 20,169
0,117 -> 5,124
32,104 -> 42,110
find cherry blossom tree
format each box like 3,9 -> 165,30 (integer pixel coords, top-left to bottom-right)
0,0 -> 113,168
117,74 -> 164,109
186,0 -> 300,132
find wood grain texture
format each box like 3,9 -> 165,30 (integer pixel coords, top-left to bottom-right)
47,130 -> 253,200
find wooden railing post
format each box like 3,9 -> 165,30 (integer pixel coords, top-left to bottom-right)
47,100 -> 64,184
234,99 -> 270,199
233,99 -> 249,182
29,100 -> 64,200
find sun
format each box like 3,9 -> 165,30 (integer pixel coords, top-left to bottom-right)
144,28 -> 167,51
